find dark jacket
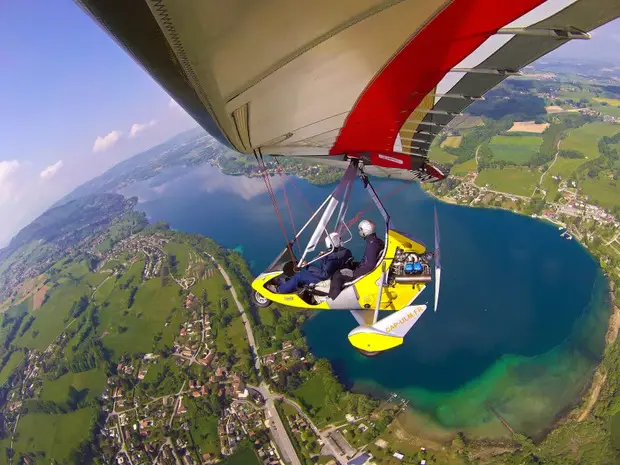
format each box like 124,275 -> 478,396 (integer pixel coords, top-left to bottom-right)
308,247 -> 353,280
353,233 -> 384,278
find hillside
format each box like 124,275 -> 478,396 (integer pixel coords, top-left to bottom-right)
0,194 -> 146,307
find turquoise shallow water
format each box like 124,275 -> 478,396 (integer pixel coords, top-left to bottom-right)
121,164 -> 611,437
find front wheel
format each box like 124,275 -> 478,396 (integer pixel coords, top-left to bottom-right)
252,290 -> 272,308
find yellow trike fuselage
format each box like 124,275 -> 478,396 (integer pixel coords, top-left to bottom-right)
251,229 -> 429,311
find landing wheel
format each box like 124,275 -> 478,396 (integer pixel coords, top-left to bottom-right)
252,290 -> 272,308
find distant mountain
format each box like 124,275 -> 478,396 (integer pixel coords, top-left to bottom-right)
0,193 -> 141,303
55,126 -> 228,207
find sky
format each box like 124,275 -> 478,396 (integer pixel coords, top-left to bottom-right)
0,1 -> 619,248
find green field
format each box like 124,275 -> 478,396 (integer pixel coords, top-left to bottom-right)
453,115 -> 484,130
219,444 -> 261,465
581,178 -> 620,211
475,168 -> 539,196
139,357 -> 184,396
294,375 -> 328,419
40,369 -> 106,403
489,134 -> 543,165
165,241 -> 191,275
440,136 -> 462,148
593,97 -> 620,106
186,399 -> 220,454
15,281 -> 91,350
10,407 -> 96,462
562,122 -> 619,160
429,146 -> 457,165
98,275 -> 184,358
450,158 -> 477,175
0,351 -> 25,385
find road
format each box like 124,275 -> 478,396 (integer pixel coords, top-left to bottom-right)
203,253 -> 261,371
252,384 -> 302,465
205,253 -> 305,465
535,140 -> 561,197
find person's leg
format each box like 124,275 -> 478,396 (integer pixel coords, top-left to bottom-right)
277,270 -> 319,294
329,270 -> 353,299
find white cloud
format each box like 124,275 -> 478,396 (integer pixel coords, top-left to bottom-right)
39,160 -> 64,180
0,160 -> 21,205
93,130 -> 122,153
130,120 -> 157,137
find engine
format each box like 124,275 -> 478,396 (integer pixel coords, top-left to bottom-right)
389,247 -> 431,284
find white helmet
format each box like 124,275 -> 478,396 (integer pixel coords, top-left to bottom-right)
358,219 -> 376,238
325,232 -> 342,249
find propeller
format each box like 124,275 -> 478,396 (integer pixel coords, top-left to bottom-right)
433,207 -> 441,313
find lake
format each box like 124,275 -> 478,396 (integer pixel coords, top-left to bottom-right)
121,163 -> 611,439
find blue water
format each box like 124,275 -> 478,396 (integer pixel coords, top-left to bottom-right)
121,164 -> 610,437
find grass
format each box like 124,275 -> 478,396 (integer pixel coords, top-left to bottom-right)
429,147 -> 457,165
489,135 -> 543,165
450,158 -> 477,176
84,271 -> 110,288
592,102 -> 620,118
562,122 -> 619,160
0,351 -> 25,385
543,123 -> 620,184
581,178 -> 620,211
593,97 -> 620,106
40,369 -> 106,403
293,374 -> 332,424
453,115 -> 484,130
441,136 -> 462,148
99,277 -> 184,358
10,407 -> 97,462
186,398 -> 220,455
219,444 -> 261,465
165,241 -> 191,276
475,168 -> 539,196
15,281 -> 91,350
138,357 -> 184,396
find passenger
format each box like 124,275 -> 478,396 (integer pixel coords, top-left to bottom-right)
273,232 -> 353,295
328,219 -> 384,300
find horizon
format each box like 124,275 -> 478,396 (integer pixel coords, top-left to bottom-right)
1,0 -> 619,247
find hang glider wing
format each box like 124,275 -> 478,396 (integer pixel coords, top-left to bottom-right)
75,0 -> 620,181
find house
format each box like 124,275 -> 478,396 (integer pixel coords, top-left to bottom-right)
185,293 -> 196,308
393,452 -> 404,460
265,354 -> 276,364
282,341 -> 293,350
180,327 -> 187,337
347,455 -> 371,465
182,350 -> 193,357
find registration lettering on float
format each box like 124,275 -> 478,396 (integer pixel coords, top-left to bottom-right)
385,306 -> 425,333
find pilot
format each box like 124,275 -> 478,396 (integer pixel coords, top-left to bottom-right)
272,232 -> 353,294
328,219 -> 384,300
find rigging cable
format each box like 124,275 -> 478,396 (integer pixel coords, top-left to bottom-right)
255,154 -> 296,262
274,160 -> 302,257
346,179 -> 412,228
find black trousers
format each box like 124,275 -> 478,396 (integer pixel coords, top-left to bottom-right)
329,270 -> 354,299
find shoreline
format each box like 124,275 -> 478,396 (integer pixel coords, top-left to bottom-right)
422,187 -> 619,437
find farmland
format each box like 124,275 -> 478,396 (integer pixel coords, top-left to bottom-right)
475,168 -> 539,197
489,134 -> 543,165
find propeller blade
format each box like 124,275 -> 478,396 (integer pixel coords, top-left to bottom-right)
433,207 -> 441,313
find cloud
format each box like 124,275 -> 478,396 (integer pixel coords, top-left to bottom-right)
0,160 -> 21,205
130,120 -> 157,138
169,98 -> 180,109
93,130 -> 122,153
39,160 -> 64,180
